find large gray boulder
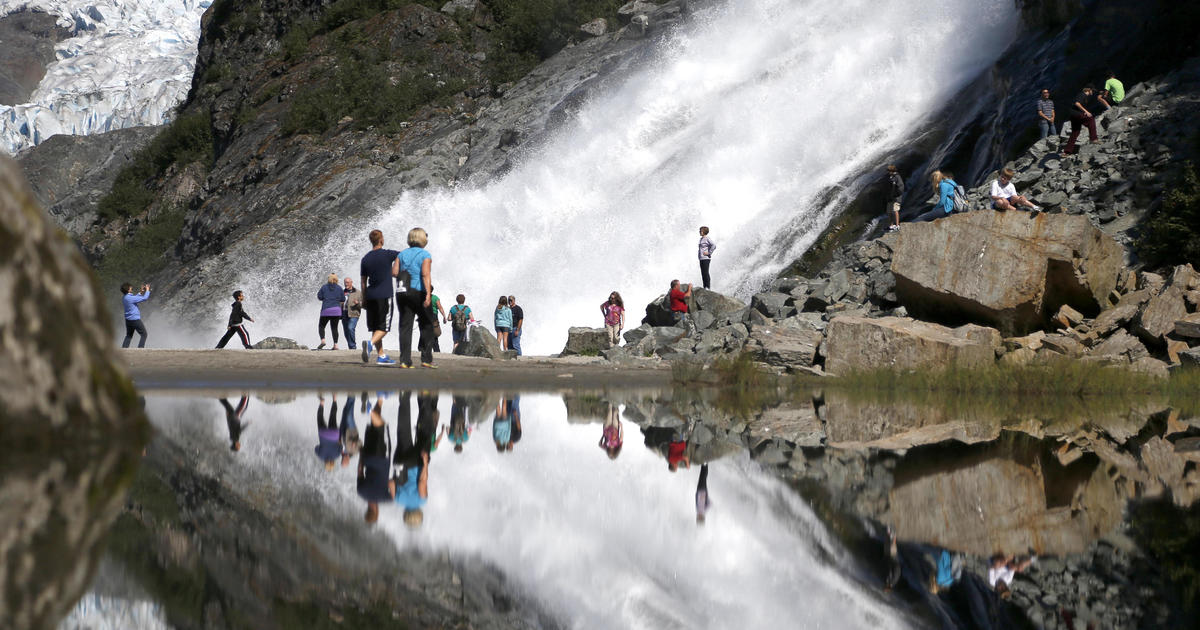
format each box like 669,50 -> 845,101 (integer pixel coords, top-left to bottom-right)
641,287 -> 744,328
823,316 -> 1000,376
560,327 -> 611,356
889,211 -> 1124,335
1134,265 -> 1195,346
454,325 -> 506,359
745,321 -> 823,369
0,155 -> 147,629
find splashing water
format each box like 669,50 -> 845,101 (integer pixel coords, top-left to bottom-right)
239,0 -> 1019,354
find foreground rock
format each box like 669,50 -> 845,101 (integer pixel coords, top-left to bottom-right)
454,325 -> 507,360
890,211 -> 1124,336
252,336 -> 307,350
823,316 -> 1000,376
0,156 -> 147,629
560,326 -> 611,356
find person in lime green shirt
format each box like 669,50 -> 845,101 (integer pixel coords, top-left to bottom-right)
1104,71 -> 1124,104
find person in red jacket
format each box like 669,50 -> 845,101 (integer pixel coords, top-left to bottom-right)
668,279 -> 692,332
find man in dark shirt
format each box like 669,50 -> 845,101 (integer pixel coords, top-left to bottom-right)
508,295 -> 524,356
357,396 -> 392,524
359,229 -> 399,364
1063,85 -> 1104,155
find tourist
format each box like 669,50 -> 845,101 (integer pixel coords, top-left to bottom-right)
1063,85 -> 1102,155
449,395 -> 470,453
219,396 -> 249,452
990,168 -> 1041,214
357,396 -> 391,524
494,296 -> 513,350
885,165 -> 904,232
668,279 -> 693,332
342,277 -> 362,351
601,291 -> 625,346
928,549 -> 962,594
316,273 -> 344,350
1104,70 -> 1125,106
360,229 -> 398,364
340,392 -> 361,466
430,292 -> 447,352
392,227 -> 436,368
698,226 -> 716,288
315,394 -> 342,471
120,282 -> 151,348
599,403 -> 623,459
508,395 -> 523,450
216,290 -> 254,349
393,391 -> 442,528
987,553 -> 1035,598
508,295 -> 524,356
666,422 -> 692,472
448,294 -> 473,353
913,170 -> 957,222
695,463 -> 711,524
1036,89 -> 1056,139
493,395 -> 514,452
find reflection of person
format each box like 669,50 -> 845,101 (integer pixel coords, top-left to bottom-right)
220,396 -> 249,451
315,394 -> 341,471
667,426 -> 691,472
449,395 -> 470,453
599,403 -> 623,459
509,395 -> 522,449
884,527 -> 901,593
493,395 -> 513,452
695,463 -> 711,524
392,391 -> 442,528
340,393 -> 361,467
357,396 -> 392,524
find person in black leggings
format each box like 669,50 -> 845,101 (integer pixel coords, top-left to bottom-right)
220,396 -> 250,451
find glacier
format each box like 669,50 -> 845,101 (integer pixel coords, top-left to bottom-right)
0,0 -> 210,155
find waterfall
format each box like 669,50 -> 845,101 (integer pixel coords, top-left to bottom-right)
241,0 -> 1019,354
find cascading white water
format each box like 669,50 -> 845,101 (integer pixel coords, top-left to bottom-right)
237,0 -> 1019,354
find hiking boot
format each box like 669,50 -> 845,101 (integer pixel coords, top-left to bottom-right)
376,356 -> 395,365
361,341 -> 370,363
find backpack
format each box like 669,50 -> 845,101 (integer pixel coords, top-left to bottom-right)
951,183 -> 970,213
451,305 -> 469,332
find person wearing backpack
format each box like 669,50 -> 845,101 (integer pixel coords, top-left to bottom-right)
913,170 -> 959,222
885,164 -> 904,232
448,294 -> 473,353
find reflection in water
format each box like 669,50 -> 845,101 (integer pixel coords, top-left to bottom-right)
219,396 -> 248,451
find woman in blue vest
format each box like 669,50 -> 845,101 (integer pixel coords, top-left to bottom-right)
913,170 -> 958,222
392,228 -> 436,368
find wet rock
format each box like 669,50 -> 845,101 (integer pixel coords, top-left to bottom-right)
253,336 -> 307,350
578,18 -> 608,37
889,212 -> 1124,335
560,327 -> 611,356
624,13 -> 650,39
454,326 -> 506,359
823,316 -> 999,376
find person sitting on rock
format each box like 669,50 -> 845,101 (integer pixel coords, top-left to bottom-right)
1103,70 -> 1124,106
913,170 -> 958,222
1063,84 -> 1103,155
668,279 -> 693,331
986,553 -> 1035,599
990,168 -> 1041,214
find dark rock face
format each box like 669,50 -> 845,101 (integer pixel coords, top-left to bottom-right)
0,155 -> 147,629
0,10 -> 72,105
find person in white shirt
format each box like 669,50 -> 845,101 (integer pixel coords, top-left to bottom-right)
990,168 -> 1041,214
987,553 -> 1035,598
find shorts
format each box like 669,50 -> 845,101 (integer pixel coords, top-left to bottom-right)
495,326 -> 511,333
364,297 -> 392,332
452,328 -> 466,343
992,198 -> 1010,209
888,201 -> 900,214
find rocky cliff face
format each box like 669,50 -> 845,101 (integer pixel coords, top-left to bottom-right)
0,9 -> 71,105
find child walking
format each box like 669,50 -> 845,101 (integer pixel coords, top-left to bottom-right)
120,283 -> 151,348
216,290 -> 255,349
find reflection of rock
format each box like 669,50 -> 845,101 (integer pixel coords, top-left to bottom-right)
0,156 -> 147,628
747,402 -> 824,448
561,391 -> 611,424
823,316 -> 999,376
822,396 -> 1002,449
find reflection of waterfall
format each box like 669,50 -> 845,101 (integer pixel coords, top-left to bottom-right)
138,393 -> 910,630
243,0 -> 1019,354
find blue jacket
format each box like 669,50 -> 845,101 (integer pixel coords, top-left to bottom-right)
494,306 -> 513,329
396,247 -> 431,292
123,290 -> 150,320
935,179 -> 958,214
317,282 -> 345,312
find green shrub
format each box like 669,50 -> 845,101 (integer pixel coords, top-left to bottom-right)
97,113 -> 213,220
96,208 -> 187,291
1136,161 -> 1200,269
487,0 -> 623,83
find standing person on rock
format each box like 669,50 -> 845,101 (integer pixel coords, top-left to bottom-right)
990,168 -> 1041,214
508,295 -> 524,356
120,282 -> 151,348
360,229 -> 398,365
1063,85 -> 1102,155
342,277 -> 362,352
1036,89 -> 1056,139
392,227 -> 436,368
885,165 -> 904,231
448,294 -> 473,353
913,170 -> 958,222
669,280 -> 693,332
601,291 -> 625,346
697,226 -> 716,288
494,296 -> 513,350
216,290 -> 254,349
316,273 -> 344,350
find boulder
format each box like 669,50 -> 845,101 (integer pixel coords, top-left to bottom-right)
746,321 -> 824,369
1089,330 -> 1149,362
889,211 -> 1124,335
1134,284 -> 1188,346
1091,303 -> 1139,337
454,326 -> 506,359
1166,339 -> 1190,365
623,13 -> 650,38
579,18 -> 608,37
1053,304 -> 1084,328
617,0 -> 658,22
1179,348 -> 1200,368
1174,313 -> 1200,338
641,287 -> 743,327
253,336 -> 307,350
823,316 -> 1000,376
440,0 -> 478,15
751,291 -> 792,318
560,327 -> 611,356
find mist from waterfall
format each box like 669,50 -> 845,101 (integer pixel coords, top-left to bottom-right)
239,0 -> 1019,354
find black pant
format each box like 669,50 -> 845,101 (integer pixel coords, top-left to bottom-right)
1064,114 -> 1097,153
699,259 -> 711,289
217,325 -> 251,348
318,399 -> 338,430
122,319 -> 147,348
393,392 -> 438,480
318,315 -> 340,344
396,289 -> 435,365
